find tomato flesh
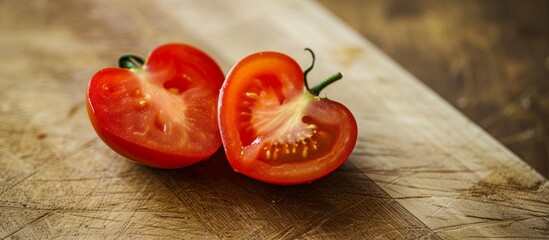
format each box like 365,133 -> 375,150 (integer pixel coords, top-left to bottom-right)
87,43 -> 224,168
219,52 -> 357,185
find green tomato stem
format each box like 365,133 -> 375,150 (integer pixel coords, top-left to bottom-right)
118,54 -> 145,69
309,72 -> 343,96
303,48 -> 315,91
303,48 -> 343,96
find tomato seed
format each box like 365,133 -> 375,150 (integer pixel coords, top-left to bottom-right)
245,92 -> 259,99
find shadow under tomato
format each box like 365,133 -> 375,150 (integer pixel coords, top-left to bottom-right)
144,149 -> 434,239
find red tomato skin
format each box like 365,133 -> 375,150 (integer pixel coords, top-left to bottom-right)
228,100 -> 357,185
86,97 -> 207,168
218,51 -> 358,185
87,43 -> 224,169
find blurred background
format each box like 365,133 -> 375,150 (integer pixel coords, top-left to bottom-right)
318,0 -> 549,177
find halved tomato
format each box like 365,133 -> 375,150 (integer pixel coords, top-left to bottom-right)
86,43 -> 224,168
218,50 -> 357,185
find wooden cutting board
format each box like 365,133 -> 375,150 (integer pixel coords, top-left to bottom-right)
1,0 -> 547,239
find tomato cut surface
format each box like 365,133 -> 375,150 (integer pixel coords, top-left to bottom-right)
87,43 -> 224,168
218,51 -> 357,185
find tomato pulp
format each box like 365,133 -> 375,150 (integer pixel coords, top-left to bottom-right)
86,43 -> 224,168
218,50 -> 357,185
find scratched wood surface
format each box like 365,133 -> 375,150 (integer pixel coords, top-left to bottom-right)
318,0 -> 549,178
0,0 -> 547,239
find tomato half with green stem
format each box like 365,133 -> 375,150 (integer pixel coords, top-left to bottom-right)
86,43 -> 224,168
218,49 -> 358,185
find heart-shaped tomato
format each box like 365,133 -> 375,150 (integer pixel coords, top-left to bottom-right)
218,50 -> 357,185
86,43 -> 224,168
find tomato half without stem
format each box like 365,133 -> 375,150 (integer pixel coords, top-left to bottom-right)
218,49 -> 358,185
86,43 -> 224,168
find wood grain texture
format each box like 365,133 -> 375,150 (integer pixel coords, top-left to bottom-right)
0,0 -> 547,239
318,0 -> 549,178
